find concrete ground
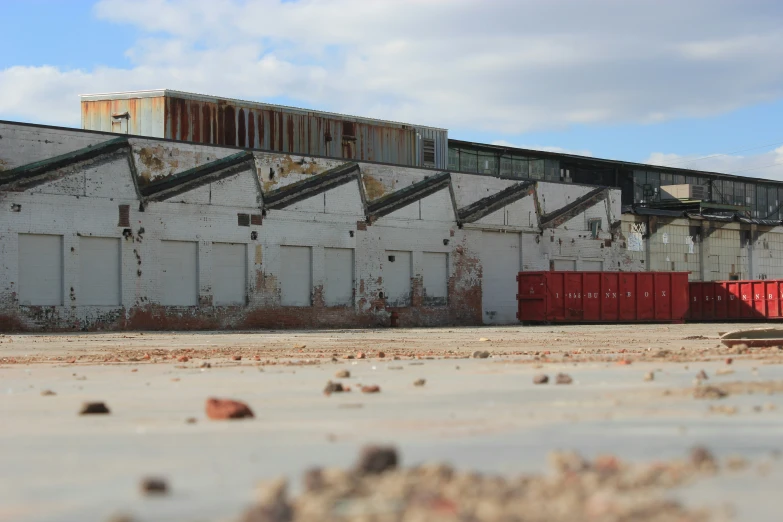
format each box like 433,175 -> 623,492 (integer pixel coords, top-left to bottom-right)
1,323 -> 783,521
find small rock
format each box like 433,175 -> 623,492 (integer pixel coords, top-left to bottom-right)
323,380 -> 345,395
131,369 -> 138,372
140,477 -> 168,495
479,337 -> 490,342
80,402 -> 110,415
533,374 -> 549,385
185,417 -> 197,424
205,398 -> 254,420
357,352 -> 366,359
294,344 -> 307,349
644,371 -> 655,382
693,386 -> 727,400
40,389 -> 56,396
377,351 -> 386,358
696,370 -> 709,380
142,354 -> 150,360
709,404 -> 738,415
555,373 -> 573,385
361,385 -> 381,393
335,370 -> 350,378
725,357 -> 733,365
177,355 -> 189,363
200,362 -> 211,368
726,456 -> 748,471
389,366 -> 403,370
690,446 -> 717,471
232,355 -> 242,361
471,350 -> 490,359
355,445 -> 398,475
715,368 -> 734,376
413,379 -> 426,387
345,355 -> 355,360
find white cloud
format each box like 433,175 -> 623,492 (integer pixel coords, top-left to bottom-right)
645,146 -> 783,182
1,0 -> 783,137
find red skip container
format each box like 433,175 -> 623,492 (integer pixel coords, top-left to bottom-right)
516,271 -> 690,323
688,280 -> 783,321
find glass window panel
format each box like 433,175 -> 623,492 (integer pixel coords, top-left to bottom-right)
461,151 -> 478,173
477,151 -> 497,174
544,159 -> 560,181
448,147 -> 460,171
530,160 -> 545,180
499,156 -> 513,177
512,157 -> 529,178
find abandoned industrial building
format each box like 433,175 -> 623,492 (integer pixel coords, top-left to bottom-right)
1,89 -> 783,331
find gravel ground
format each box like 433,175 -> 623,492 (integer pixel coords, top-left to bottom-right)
1,323 -> 782,521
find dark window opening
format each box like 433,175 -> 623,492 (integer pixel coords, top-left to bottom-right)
422,138 -> 436,167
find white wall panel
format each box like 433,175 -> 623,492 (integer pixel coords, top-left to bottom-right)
18,234 -> 63,306
213,243 -> 246,305
422,252 -> 448,305
161,240 -> 198,306
383,250 -> 412,306
79,237 -> 120,305
480,232 -> 519,324
281,246 -> 312,306
554,259 -> 577,271
324,248 -> 354,306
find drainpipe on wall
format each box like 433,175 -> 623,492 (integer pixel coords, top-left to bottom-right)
645,216 -> 653,271
748,225 -> 757,279
699,221 -> 709,282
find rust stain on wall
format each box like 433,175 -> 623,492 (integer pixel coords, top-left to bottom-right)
363,174 -> 386,200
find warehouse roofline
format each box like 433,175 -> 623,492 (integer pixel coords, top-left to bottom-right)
457,181 -> 535,224
366,172 -> 455,223
264,162 -> 364,210
80,89 -> 447,132
448,138 -> 783,187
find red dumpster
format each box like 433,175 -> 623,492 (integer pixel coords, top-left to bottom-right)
688,279 -> 783,321
516,271 -> 689,324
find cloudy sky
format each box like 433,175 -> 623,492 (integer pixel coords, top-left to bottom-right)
2,0 -> 783,179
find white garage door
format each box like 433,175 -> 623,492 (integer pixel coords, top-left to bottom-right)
80,237 -> 121,305
383,250 -> 412,306
161,240 -> 198,306
18,234 -> 63,306
481,231 -> 520,324
281,246 -> 312,306
213,243 -> 246,305
324,248 -> 354,306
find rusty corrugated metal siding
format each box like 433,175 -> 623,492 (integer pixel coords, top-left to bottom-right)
81,90 -> 447,169
163,94 -> 447,168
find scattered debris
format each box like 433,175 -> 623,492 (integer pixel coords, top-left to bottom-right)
356,352 -> 366,359
323,381 -> 346,395
205,398 -> 254,420
40,389 -> 56,396
185,417 -> 197,424
690,446 -> 717,472
294,344 -> 307,349
533,374 -> 549,384
140,477 -> 168,495
413,379 -> 426,387
335,370 -> 350,378
479,337 -> 490,342
726,456 -> 748,471
683,335 -> 708,340
232,355 -> 242,361
471,350 -> 490,359
725,357 -> 733,365
716,368 -> 734,376
696,370 -> 709,380
709,405 -> 738,415
80,402 -> 110,415
555,373 -> 573,385
361,385 -> 381,393
693,386 -> 727,400
177,355 -> 189,363
389,366 -> 404,370
200,362 -> 211,369
377,351 -> 386,358
356,445 -> 399,475
644,371 -> 655,382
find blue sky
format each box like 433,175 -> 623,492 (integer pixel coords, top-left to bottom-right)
2,0 -> 783,179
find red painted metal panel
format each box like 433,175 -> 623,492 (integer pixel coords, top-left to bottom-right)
618,273 -> 636,321
600,273 -> 619,321
637,273 -> 655,321
689,282 -> 703,321
687,279 -> 783,321
516,273 -> 546,322
517,271 -> 689,323
584,273 -> 601,321
714,282 -> 728,320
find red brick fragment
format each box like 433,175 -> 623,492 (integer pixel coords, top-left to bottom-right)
205,398 -> 254,420
361,385 -> 381,393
